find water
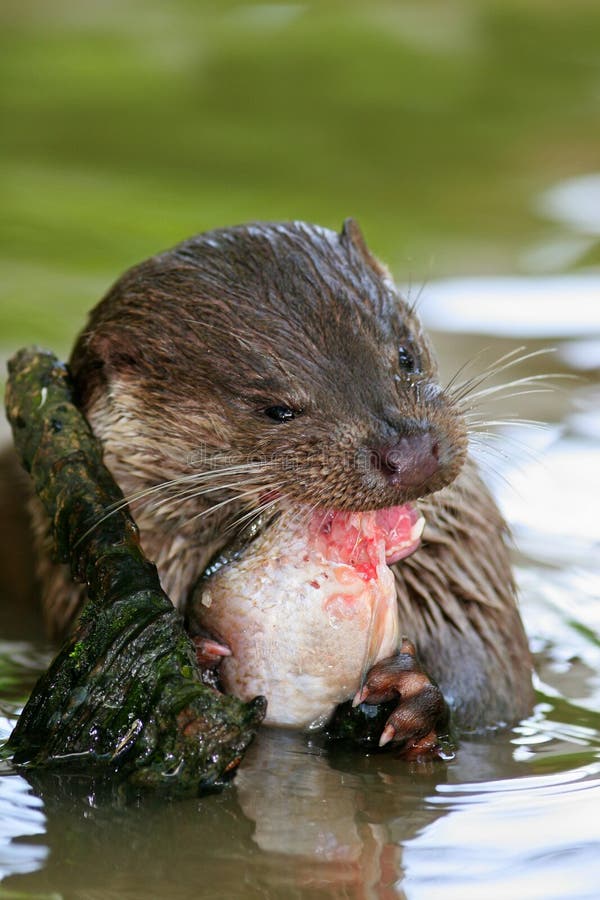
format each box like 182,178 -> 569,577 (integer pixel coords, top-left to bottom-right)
1,1 -> 600,898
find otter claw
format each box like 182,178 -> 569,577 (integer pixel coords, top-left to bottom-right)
379,723 -> 396,747
352,685 -> 369,708
358,640 -> 449,756
192,635 -> 231,669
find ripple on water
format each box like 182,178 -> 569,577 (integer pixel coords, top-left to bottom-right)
0,774 -> 48,881
402,766 -> 600,900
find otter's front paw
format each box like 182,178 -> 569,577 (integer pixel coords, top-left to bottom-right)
354,638 -> 449,756
192,633 -> 231,669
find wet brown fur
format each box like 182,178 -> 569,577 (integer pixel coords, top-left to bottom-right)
26,220 -> 532,729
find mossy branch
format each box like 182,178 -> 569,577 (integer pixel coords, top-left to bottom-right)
4,347 -> 265,793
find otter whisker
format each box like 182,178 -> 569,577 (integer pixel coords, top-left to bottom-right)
466,417 -> 548,429
101,461 -> 278,516
467,435 -> 544,499
448,348 -> 558,405
468,430 -> 545,468
300,498 -> 328,531
445,345 -> 530,400
444,345 -> 495,394
186,485 -> 279,529
152,469 -> 274,500
468,428 -> 546,453
460,388 -> 556,413
467,438 -> 530,478
448,346 -> 551,393
74,464 -> 280,547
458,373 -> 574,408
467,435 -> 512,459
224,493 -> 286,534
465,444 -> 516,492
286,496 -> 326,534
140,470 -> 266,508
182,480 -> 285,515
142,477 -> 277,517
405,274 -> 431,317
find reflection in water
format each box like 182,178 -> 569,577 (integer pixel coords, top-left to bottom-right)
235,733 -> 414,895
1,729 -> 582,900
237,733 -> 369,863
0,734 -> 447,900
1,724 -> 598,899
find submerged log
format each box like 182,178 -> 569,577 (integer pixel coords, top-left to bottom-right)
4,348 -> 265,793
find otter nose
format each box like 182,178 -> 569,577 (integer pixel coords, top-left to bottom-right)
375,431 -> 440,487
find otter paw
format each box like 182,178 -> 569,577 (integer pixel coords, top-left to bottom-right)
353,638 -> 449,756
192,633 -> 231,669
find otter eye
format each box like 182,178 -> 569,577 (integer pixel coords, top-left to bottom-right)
398,345 -> 416,372
264,405 -> 297,423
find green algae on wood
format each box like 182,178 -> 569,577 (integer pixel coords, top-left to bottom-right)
4,347 -> 265,792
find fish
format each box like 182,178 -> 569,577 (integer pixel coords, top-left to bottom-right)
188,503 -> 424,729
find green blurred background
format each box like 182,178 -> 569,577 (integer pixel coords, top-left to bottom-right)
1,0 -> 599,354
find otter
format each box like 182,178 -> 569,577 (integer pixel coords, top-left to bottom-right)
27,219 -> 533,737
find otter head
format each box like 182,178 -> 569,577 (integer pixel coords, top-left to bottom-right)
69,220 -> 468,600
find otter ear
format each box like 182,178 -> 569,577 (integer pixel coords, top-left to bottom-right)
340,218 -> 369,256
85,330 -> 140,374
69,328 -> 141,410
340,218 -> 387,276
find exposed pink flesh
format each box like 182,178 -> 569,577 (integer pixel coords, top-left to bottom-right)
311,503 -> 424,572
